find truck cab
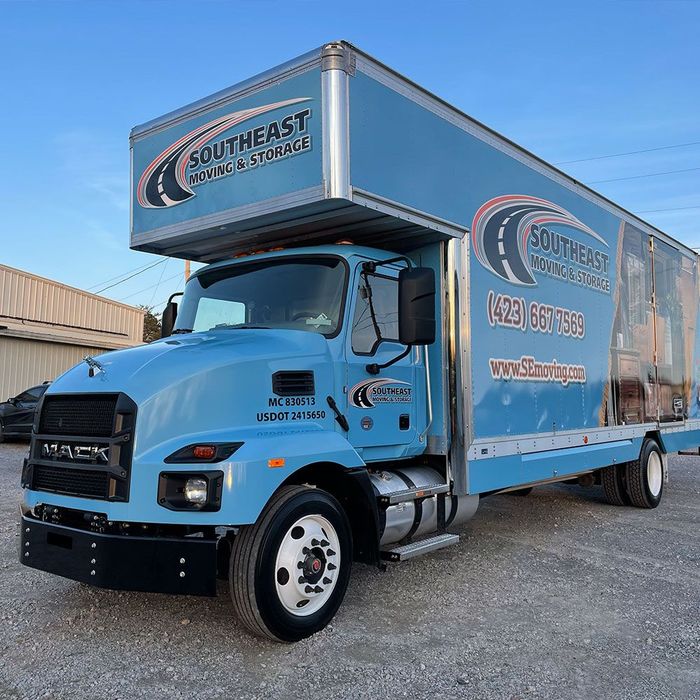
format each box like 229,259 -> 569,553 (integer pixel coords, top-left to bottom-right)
20,243 -> 470,642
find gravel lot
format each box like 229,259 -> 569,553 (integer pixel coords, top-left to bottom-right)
0,440 -> 698,700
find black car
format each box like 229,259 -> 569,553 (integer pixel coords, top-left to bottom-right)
0,382 -> 50,441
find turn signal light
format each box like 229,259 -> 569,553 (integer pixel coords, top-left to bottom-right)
193,445 -> 216,460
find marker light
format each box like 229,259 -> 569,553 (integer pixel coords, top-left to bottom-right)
184,477 -> 208,505
193,445 -> 216,460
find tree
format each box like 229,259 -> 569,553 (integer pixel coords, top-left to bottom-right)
138,305 -> 162,343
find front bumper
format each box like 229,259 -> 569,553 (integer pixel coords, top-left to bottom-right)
19,515 -> 218,596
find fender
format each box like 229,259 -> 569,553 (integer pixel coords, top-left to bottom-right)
214,428 -> 366,524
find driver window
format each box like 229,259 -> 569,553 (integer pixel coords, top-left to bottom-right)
351,273 -> 399,355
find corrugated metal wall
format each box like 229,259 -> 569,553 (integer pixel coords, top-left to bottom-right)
0,264 -> 145,400
0,264 -> 143,347
0,337 -> 108,400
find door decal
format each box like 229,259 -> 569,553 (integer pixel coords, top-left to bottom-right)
349,378 -> 412,409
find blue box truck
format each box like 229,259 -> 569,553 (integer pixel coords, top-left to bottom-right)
19,42 -> 700,641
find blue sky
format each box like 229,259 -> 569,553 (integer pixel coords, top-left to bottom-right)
1,0 -> 698,312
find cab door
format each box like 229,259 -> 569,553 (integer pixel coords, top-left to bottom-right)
344,263 -> 424,459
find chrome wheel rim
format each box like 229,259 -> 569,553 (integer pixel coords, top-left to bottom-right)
274,514 -> 340,617
647,451 -> 663,497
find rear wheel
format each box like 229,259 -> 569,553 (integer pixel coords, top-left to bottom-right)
229,485 -> 352,642
601,464 -> 629,506
0,421 -> 4,443
625,439 -> 664,509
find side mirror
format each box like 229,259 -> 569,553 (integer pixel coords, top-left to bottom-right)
161,301 -> 178,338
8,397 -> 17,405
398,267 -> 436,346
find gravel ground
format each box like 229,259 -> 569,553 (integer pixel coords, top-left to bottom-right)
0,440 -> 698,700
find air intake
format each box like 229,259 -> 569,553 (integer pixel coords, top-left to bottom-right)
272,371 -> 315,397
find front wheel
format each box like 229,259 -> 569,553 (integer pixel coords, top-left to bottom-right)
229,485 -> 352,642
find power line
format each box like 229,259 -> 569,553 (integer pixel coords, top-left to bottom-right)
556,140 -> 700,165
636,204 -> 700,214
148,258 -> 170,306
116,271 -> 183,302
587,166 -> 700,185
93,259 -> 167,294
87,258 -> 166,291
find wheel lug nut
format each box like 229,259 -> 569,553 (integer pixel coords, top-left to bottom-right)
298,577 -> 306,584
320,539 -> 329,547
311,538 -> 319,546
327,563 -> 337,571
323,577 -> 332,585
304,585 -> 314,594
326,549 -> 336,557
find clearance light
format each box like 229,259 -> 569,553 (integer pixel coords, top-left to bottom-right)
193,445 -> 216,460
268,458 -> 285,468
164,442 -> 242,464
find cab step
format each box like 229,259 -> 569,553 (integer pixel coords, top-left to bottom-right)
381,532 -> 459,562
377,483 -> 449,506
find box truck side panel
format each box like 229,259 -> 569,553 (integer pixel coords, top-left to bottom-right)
349,66 -> 699,459
130,67 -> 323,246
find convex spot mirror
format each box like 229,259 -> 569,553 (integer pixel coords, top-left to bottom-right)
398,267 -> 436,346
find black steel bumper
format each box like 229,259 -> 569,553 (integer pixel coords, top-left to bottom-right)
19,515 -> 218,596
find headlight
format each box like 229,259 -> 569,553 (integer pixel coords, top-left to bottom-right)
158,471 -> 224,511
184,477 -> 208,505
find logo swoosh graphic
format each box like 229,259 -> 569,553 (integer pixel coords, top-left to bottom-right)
349,378 -> 410,409
136,97 -> 310,209
471,195 -> 607,286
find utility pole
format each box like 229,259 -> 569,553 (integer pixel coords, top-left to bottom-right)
184,260 -> 191,282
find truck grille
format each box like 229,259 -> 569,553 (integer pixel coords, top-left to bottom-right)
39,395 -> 118,437
27,393 -> 137,502
31,465 -> 111,500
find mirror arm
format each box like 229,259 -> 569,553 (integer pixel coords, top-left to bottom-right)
365,345 -> 412,375
361,256 -> 412,275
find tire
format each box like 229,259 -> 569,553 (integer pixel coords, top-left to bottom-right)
229,485 -> 352,642
625,439 -> 664,509
601,464 -> 629,506
0,421 -> 4,444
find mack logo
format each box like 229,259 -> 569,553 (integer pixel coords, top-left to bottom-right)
42,442 -> 109,463
472,195 -> 608,286
349,378 -> 412,409
136,97 -> 311,209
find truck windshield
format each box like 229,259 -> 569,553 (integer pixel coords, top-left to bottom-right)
174,257 -> 347,337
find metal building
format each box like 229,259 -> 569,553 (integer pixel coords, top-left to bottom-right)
0,264 -> 144,400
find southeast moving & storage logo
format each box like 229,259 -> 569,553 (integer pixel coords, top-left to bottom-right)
472,195 -> 611,292
350,378 -> 412,409
137,98 -> 312,209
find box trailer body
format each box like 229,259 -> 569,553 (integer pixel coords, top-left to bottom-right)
20,42 -> 700,641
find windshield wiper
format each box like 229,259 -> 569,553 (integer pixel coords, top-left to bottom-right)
211,323 -> 270,330
171,328 -> 193,334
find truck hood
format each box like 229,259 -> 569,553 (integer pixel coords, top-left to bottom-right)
47,329 -> 335,459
